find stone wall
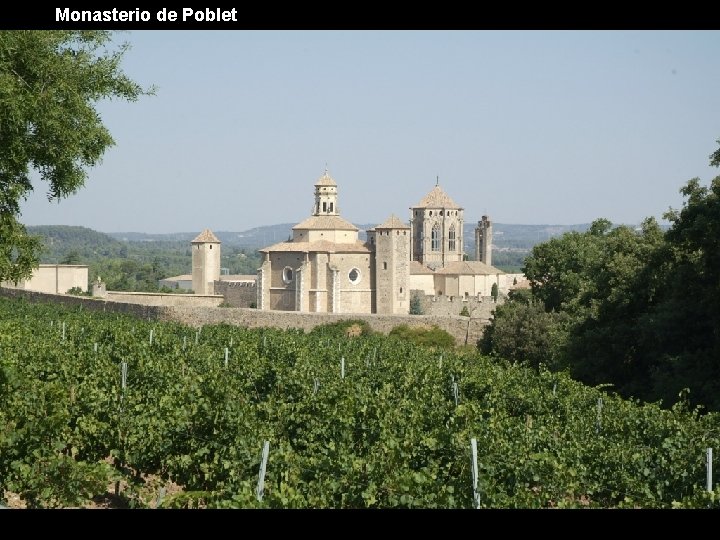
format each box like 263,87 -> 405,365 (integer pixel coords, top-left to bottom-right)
214,281 -> 257,308
0,287 -> 168,320
106,291 -> 224,308
1,286 -> 490,347
165,305 -> 489,346
411,290 -> 501,319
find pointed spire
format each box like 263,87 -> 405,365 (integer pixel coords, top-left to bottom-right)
436,175 -> 439,186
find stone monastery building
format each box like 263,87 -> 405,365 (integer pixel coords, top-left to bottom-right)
243,170 -> 505,315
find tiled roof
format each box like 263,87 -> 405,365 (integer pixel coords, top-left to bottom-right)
414,185 -> 461,209
191,229 -> 220,243
375,214 -> 410,229
314,171 -> 337,187
293,215 -> 358,231
160,274 -> 192,282
435,260 -> 503,276
260,240 -> 371,254
409,261 -> 436,275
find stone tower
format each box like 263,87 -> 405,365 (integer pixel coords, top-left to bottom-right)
409,180 -> 464,269
371,214 -> 410,314
313,169 -> 339,216
191,229 -> 221,295
474,216 -> 493,266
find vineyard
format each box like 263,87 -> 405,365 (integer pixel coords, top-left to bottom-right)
1,296 -> 719,508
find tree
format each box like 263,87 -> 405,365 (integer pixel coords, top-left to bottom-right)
0,31 -> 151,282
409,291 -> 424,315
478,298 -> 568,370
710,137 -> 720,168
490,283 -> 498,303
60,250 -> 81,265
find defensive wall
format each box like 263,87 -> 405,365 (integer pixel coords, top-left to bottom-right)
0,287 -> 493,346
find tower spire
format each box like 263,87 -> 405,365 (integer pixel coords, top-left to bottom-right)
436,175 -> 439,186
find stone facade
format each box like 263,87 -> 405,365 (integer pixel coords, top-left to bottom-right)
410,182 -> 465,268
256,170 -> 512,316
369,215 -> 411,314
258,170 -> 381,314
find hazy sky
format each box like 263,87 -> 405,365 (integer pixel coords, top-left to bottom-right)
19,30 -> 720,233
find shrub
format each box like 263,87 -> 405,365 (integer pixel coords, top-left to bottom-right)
309,319 -> 373,338
389,324 -> 455,348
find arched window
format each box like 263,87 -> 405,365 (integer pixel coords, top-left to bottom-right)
448,225 -> 456,251
431,224 -> 440,251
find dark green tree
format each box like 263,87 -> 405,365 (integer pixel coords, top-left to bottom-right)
710,137 -> 720,168
60,250 -> 81,265
478,298 -> 568,370
0,31 -> 151,282
409,291 -> 424,315
490,282 -> 499,302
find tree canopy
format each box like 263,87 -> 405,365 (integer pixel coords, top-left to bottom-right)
0,30 -> 151,282
481,137 -> 720,410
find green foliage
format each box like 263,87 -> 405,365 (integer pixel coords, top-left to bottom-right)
389,324 -> 455,348
0,296 -> 719,508
66,286 -> 87,297
0,31 -> 151,282
490,283 -> 499,302
479,299 -> 568,371
60,250 -> 82,265
409,291 -> 424,315
309,319 -> 373,338
710,137 -> 720,168
459,305 -> 470,317
511,141 -> 720,411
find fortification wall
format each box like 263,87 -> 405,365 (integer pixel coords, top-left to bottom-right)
213,281 -> 257,308
106,291 -> 223,308
412,291 -> 500,319
166,305 -> 489,346
0,287 -> 168,320
1,287 -> 490,346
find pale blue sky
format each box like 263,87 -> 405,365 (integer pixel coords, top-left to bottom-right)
20,30 -> 720,233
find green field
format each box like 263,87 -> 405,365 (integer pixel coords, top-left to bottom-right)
0,296 -> 718,508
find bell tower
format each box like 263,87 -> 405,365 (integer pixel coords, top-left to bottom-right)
313,168 -> 339,216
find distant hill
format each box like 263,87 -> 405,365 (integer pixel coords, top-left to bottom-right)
108,222 -> 596,252
28,225 -> 126,263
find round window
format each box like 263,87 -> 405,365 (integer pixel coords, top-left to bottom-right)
348,268 -> 361,285
282,266 -> 293,284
